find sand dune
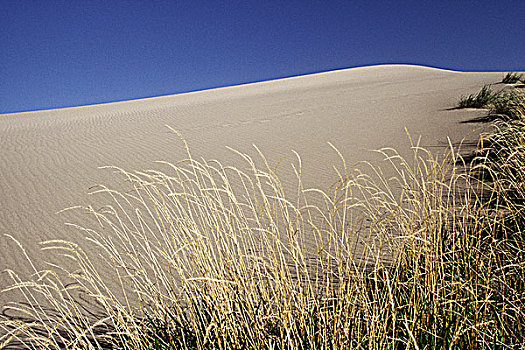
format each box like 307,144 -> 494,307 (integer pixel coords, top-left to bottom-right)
0,65 -> 501,304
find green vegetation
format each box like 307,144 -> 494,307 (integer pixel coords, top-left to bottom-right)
457,85 -> 497,108
490,90 -> 525,120
1,88 -> 525,349
502,72 -> 524,84
457,84 -> 525,122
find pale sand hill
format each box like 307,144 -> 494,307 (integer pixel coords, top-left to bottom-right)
0,65 -> 501,305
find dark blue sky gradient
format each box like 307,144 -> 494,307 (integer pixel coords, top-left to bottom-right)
1,0 -> 524,113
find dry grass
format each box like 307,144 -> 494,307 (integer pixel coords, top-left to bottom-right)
1,108 -> 525,348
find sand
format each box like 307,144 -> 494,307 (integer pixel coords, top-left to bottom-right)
0,65 -> 501,305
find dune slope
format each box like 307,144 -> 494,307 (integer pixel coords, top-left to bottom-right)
0,65 -> 501,304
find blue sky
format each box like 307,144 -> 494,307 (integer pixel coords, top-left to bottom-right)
1,0 -> 524,114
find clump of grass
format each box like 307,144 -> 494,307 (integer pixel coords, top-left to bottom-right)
489,90 -> 525,120
478,118 -> 525,229
457,85 -> 497,108
1,125 -> 525,348
502,72 -> 524,84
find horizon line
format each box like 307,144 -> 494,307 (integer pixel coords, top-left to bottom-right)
1,63 -> 512,116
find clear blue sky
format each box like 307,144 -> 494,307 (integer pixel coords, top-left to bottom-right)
1,0 -> 524,114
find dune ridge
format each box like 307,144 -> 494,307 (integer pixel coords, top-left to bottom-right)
0,64 -> 486,116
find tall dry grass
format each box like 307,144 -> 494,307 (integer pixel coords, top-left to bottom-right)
2,96 -> 525,349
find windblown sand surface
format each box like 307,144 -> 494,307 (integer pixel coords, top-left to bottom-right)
0,65 -> 501,305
